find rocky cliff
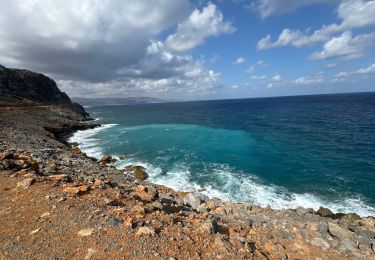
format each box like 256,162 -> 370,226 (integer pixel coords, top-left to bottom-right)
0,65 -> 88,117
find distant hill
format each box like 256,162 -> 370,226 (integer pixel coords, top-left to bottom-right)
72,97 -> 172,106
0,65 -> 88,117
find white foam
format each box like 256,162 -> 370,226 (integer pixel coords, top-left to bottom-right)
72,128 -> 375,217
115,159 -> 375,217
68,124 -> 118,158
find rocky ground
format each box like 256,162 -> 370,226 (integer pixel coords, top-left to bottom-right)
0,105 -> 375,259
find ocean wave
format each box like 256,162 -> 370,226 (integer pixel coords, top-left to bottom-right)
115,159 -> 375,217
70,124 -> 375,217
68,123 -> 118,158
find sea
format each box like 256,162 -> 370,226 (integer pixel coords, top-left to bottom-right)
69,92 -> 375,217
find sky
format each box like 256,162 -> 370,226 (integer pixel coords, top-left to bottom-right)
0,0 -> 374,100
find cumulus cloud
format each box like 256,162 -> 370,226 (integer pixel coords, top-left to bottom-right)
0,1 -> 232,98
294,75 -> 325,85
245,60 -> 267,74
165,3 -> 236,52
257,0 -> 375,50
356,63 -> 375,74
249,0 -> 335,19
234,57 -> 246,64
309,31 -> 375,60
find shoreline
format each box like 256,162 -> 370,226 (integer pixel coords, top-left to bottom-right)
70,118 -> 375,218
1,105 -> 375,258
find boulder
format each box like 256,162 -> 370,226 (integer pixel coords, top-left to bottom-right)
316,207 -> 338,219
310,237 -> 331,249
328,222 -> 353,240
135,185 -> 157,201
124,165 -> 149,180
16,178 -> 35,189
201,218 -> 219,234
183,192 -> 208,210
99,155 -> 116,165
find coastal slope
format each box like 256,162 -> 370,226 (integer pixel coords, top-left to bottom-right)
0,66 -> 374,259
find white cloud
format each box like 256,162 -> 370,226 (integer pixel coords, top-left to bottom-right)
245,60 -> 267,74
0,1 -> 231,98
249,0 -> 334,19
0,0 -> 191,81
257,0 -> 375,50
234,57 -> 246,64
356,63 -> 375,74
231,84 -> 240,89
165,3 -> 235,52
271,74 -> 282,82
294,75 -> 325,85
309,31 -> 375,60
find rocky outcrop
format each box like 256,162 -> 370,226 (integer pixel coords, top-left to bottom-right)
0,64 -> 88,117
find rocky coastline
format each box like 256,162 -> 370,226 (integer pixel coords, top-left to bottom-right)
0,65 -> 374,259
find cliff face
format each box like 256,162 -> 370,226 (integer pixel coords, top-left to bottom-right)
0,65 -> 88,117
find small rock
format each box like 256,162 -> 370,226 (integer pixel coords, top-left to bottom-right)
99,155 -> 116,165
128,166 -> 149,181
201,218 -> 219,234
183,192 -> 208,210
135,185 -> 157,201
16,178 -> 35,189
107,218 -> 122,227
63,185 -> 88,195
30,228 -> 41,235
316,207 -> 337,219
311,237 -> 331,249
328,222 -> 352,240
136,226 -> 155,236
84,248 -> 98,259
40,212 -> 51,218
48,174 -> 69,181
339,239 -> 358,254
78,228 -> 95,237
214,235 -> 230,253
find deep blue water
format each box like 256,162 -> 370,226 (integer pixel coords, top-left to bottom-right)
70,92 -> 375,216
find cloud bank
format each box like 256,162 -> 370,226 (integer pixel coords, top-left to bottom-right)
0,0 -> 234,98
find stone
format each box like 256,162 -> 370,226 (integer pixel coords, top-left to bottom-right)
201,218 -> 219,234
124,217 -> 133,227
119,155 -> 126,160
328,222 -> 352,240
206,197 -> 222,210
16,178 -> 35,189
48,174 -> 69,181
84,248 -> 98,259
99,155 -> 116,165
17,154 -> 39,171
132,166 -> 149,181
135,185 -> 157,201
339,239 -> 358,254
136,226 -> 155,236
316,207 -> 337,219
30,228 -> 41,235
63,185 -> 88,195
340,213 -> 361,224
214,235 -> 230,253
40,212 -> 51,218
183,193 -> 208,210
296,206 -> 314,215
107,218 -> 122,227
311,237 -> 331,249
0,150 -> 13,161
78,228 -> 95,237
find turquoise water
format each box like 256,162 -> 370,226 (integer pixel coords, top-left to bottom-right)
70,93 -> 375,216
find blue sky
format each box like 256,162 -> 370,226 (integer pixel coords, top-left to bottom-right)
0,0 -> 374,100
